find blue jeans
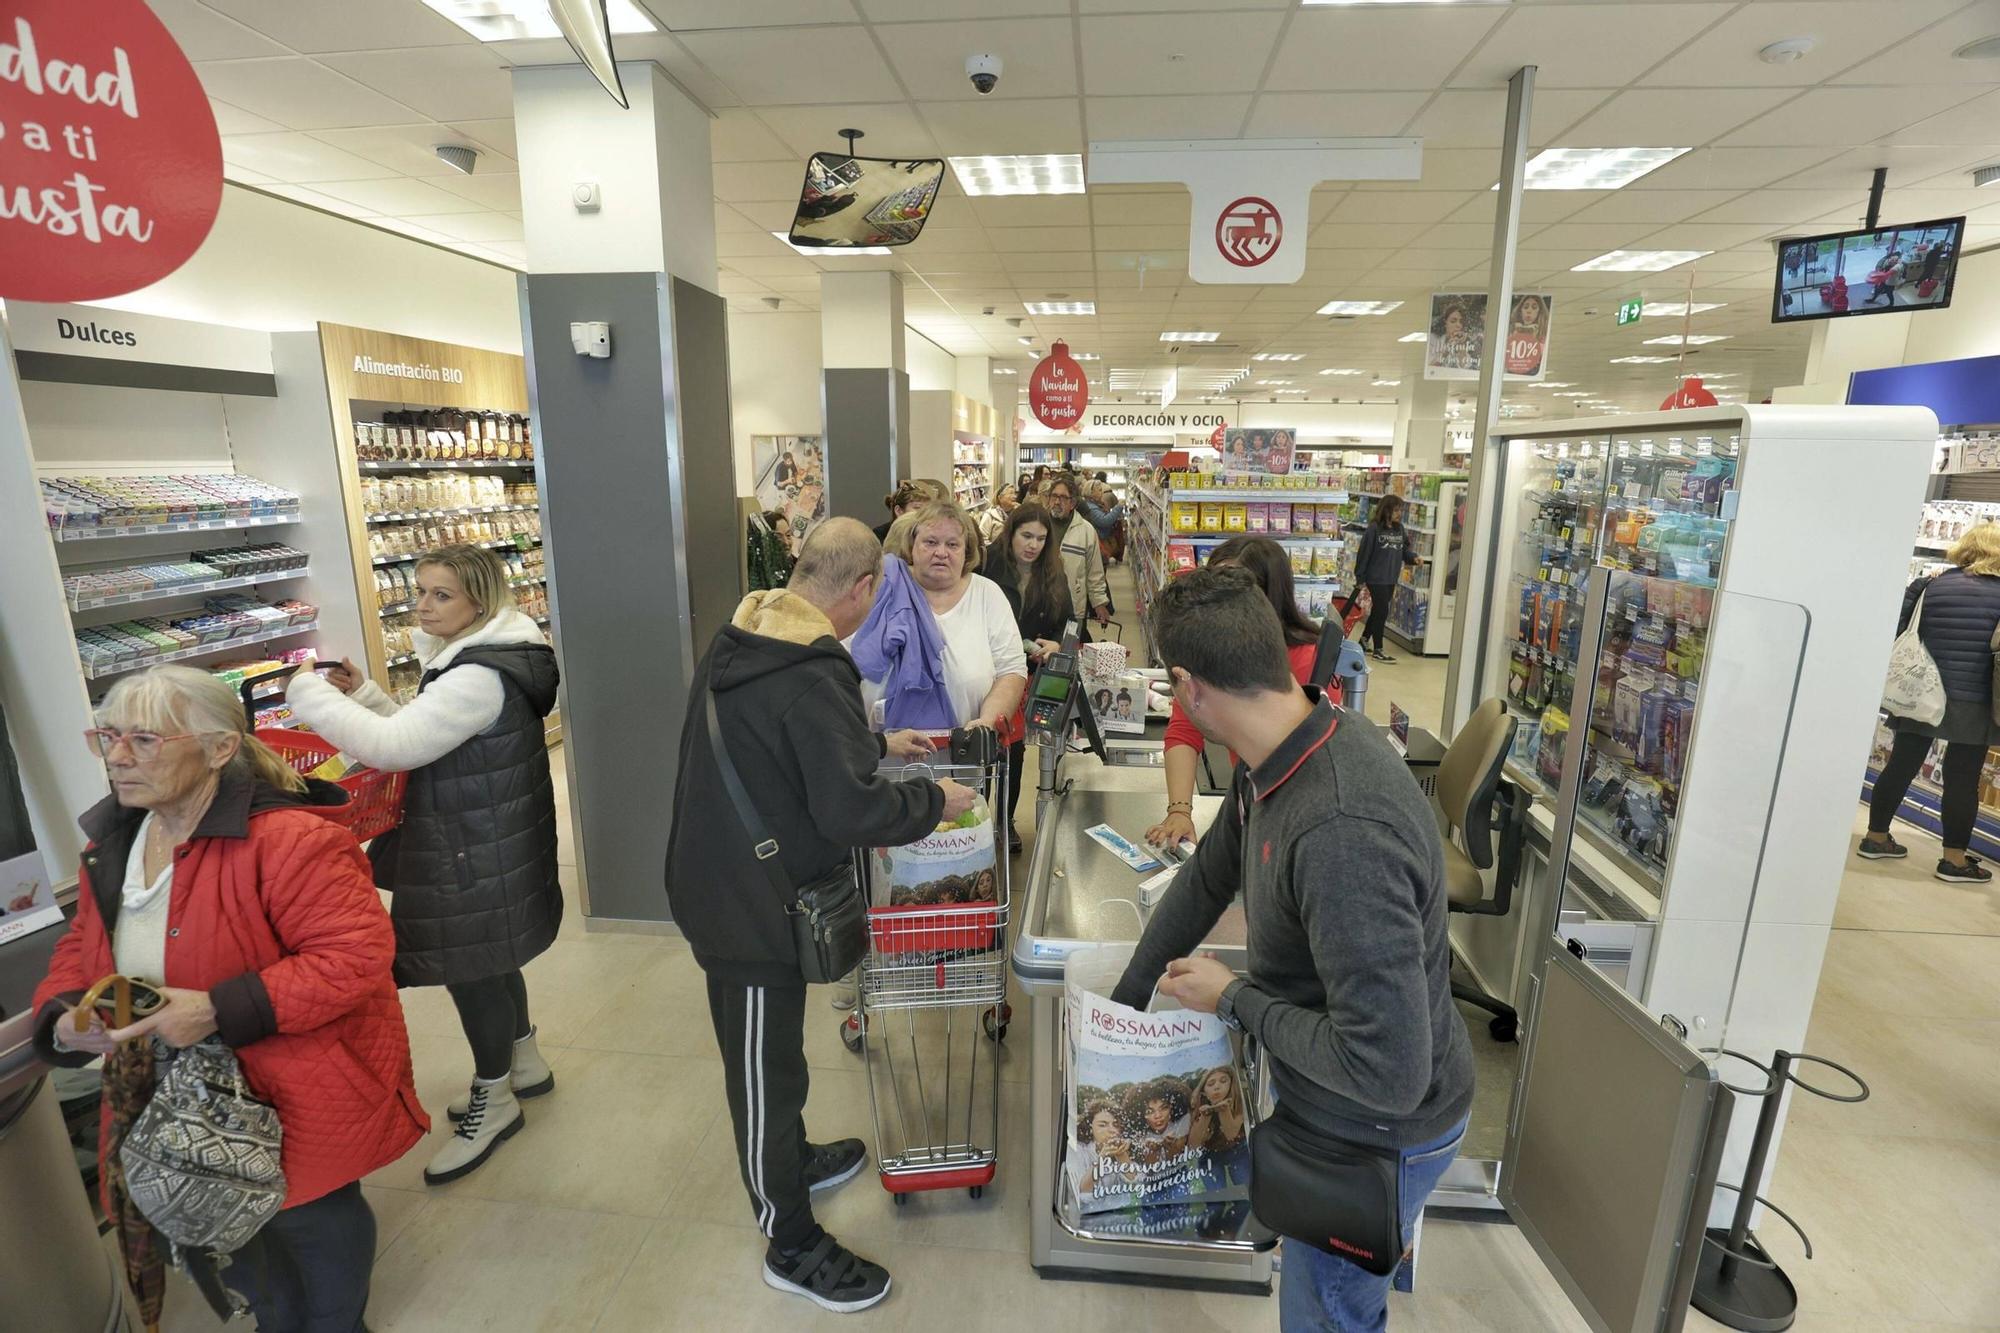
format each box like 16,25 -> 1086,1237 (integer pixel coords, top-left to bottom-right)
1277,1116 -> 1468,1333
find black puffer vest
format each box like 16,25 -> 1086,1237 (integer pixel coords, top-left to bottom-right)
370,640 -> 563,987
1905,569 -> 2000,702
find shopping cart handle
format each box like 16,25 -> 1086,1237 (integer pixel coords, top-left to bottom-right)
240,662 -> 305,724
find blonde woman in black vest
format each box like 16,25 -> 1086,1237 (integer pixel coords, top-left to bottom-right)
290,543 -> 562,1184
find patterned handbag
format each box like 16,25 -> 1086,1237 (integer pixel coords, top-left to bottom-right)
1882,584 -> 1947,727
119,1037 -> 286,1254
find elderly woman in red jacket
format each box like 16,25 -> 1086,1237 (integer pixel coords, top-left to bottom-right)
33,665 -> 426,1333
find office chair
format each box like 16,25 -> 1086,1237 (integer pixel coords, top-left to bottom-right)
1436,698 -> 1529,1042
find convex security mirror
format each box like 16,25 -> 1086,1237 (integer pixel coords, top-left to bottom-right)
788,153 -> 944,250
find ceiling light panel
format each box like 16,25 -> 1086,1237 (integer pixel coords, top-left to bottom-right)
1025,301 -> 1095,315
1643,334 -> 1731,345
1319,368 -> 1365,376
1399,332 -> 1428,343
1573,249 -> 1711,273
1518,147 -> 1690,191
1161,331 -> 1220,342
1641,302 -> 1726,317
1526,381 -> 1577,389
1252,353 -> 1305,361
992,368 -> 1017,375
771,233 -> 891,257
948,155 -> 1085,197
1317,300 -> 1405,316
421,0 -> 655,40
1372,379 -> 1402,387
1256,379 -> 1296,386
1611,355 -> 1677,364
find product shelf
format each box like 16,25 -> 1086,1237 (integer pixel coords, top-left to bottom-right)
84,619 -> 320,682
68,566 -> 309,613
365,503 -> 537,524
53,512 -> 299,542
359,460 -> 533,472
373,537 -> 539,567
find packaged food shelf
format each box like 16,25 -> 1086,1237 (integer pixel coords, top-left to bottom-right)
53,512 -> 298,541
69,565 -> 309,612
83,619 -> 320,681
372,538 -> 538,567
365,503 -> 537,524
360,460 -> 533,472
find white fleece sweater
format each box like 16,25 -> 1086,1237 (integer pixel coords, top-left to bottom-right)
287,609 -> 548,773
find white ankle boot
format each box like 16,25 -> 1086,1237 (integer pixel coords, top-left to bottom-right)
425,1076 -> 523,1184
448,1028 -> 554,1122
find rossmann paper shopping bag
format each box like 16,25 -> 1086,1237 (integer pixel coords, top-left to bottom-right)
867,796 -> 998,954
1064,945 -> 1251,1217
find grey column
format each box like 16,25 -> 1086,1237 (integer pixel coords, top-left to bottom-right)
521,273 -> 736,927
822,368 -> 911,524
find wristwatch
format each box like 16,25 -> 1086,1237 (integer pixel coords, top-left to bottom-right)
1216,978 -> 1247,1032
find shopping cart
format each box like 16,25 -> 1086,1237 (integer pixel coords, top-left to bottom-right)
838,727 -> 1012,1203
242,664 -> 407,843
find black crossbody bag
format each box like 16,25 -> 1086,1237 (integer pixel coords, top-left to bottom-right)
1234,716 -> 1405,1276
705,691 -> 869,985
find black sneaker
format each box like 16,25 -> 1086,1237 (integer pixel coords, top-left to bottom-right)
1856,835 -> 1907,860
1008,831 -> 1024,855
1934,858 -> 1993,883
764,1232 -> 891,1314
804,1138 -> 867,1194
1371,650 -> 1396,664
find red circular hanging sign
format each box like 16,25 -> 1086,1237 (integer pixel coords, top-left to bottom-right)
0,0 -> 223,302
1661,377 -> 1718,411
1028,341 -> 1089,431
1209,423 -> 1227,450
1215,196 -> 1282,268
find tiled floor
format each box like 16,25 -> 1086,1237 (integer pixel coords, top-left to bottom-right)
141,581 -> 2000,1331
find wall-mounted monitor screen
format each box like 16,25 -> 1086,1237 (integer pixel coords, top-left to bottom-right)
1772,216 -> 1963,323
788,153 -> 944,250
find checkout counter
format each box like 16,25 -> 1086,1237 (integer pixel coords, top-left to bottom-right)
0,922 -> 129,1332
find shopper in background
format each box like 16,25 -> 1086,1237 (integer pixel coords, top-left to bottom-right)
979,501 -> 1074,852
1109,568 -> 1472,1333
1862,523 -> 2000,882
288,544 -> 562,1185
978,483 -> 1019,545
1081,481 -> 1127,565
1044,475 -> 1114,637
867,500 -> 1029,731
1146,536 -> 1326,849
667,517 -> 976,1315
34,666 -> 425,1332
1349,494 -> 1418,663
874,480 -> 928,544
1866,250 -> 1904,306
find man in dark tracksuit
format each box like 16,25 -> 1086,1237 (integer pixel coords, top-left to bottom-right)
667,518 -> 975,1314
1111,567 -> 1473,1332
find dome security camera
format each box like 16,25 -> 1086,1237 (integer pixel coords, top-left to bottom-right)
966,53 -> 1002,95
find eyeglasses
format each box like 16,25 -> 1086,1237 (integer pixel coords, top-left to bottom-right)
83,729 -> 200,760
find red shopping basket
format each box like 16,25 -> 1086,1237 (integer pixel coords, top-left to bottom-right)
255,729 -> 406,843
867,901 -> 1000,955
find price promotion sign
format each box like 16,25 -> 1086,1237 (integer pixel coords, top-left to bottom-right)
0,1 -> 224,301
1028,341 -> 1089,431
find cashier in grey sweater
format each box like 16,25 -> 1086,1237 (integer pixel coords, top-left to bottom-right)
1110,566 -> 1473,1328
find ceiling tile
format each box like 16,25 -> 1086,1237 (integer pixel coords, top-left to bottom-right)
449,118 -> 518,159
729,200 -> 803,231
310,124 -> 514,178
1087,95 -> 1251,142
147,0 -> 289,60
1460,3 -> 1734,89
920,98 -> 1083,156
1328,191 -> 1476,225
755,103 -> 939,159
1628,146 -> 1846,191
1093,225 -> 1193,251
202,0 -> 474,53
1881,89 -> 2000,148
405,212 -> 525,243
196,57 -> 422,129
1640,0 -> 1964,89
319,46 -> 514,122
1241,92 -> 1431,139
1558,88 -> 1795,148
651,0 -> 859,27
676,26 -> 900,105
1353,148 -> 1504,192
208,98 -> 285,136
254,182 -> 376,216
1089,191 -> 1190,227
220,131 -> 400,183
1718,86 -> 1991,148
1267,7 -> 1505,93
1402,89 -> 1615,150
1310,224 -> 1416,251
903,228 -> 996,255
1771,144 -> 1996,192
1683,189 -> 1867,227
1637,223 -> 1781,252
711,111 -> 798,163
861,0 -> 1066,16
309,176 -> 490,216
1566,189 -> 1744,225
971,196 -> 1091,227
878,18 -> 1078,100
1079,12 -> 1288,96
430,172 -> 525,211
1522,222 -> 1661,252
713,161 -> 813,203
1833,2 -> 2000,88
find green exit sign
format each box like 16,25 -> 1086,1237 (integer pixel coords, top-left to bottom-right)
1615,298 -> 1642,326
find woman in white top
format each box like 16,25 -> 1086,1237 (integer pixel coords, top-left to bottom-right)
977,483 -> 1019,545
871,500 -> 1028,731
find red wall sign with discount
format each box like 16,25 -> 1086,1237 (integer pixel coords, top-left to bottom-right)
0,1 -> 223,302
1028,341 -> 1089,431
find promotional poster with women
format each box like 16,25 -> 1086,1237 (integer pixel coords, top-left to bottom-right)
1422,292 -> 1555,382
1065,979 -> 1251,1216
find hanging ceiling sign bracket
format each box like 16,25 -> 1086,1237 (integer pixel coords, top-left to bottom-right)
1088,138 -> 1423,286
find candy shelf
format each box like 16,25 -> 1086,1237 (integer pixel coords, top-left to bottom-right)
83,619 -> 320,682
68,566 -> 309,612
